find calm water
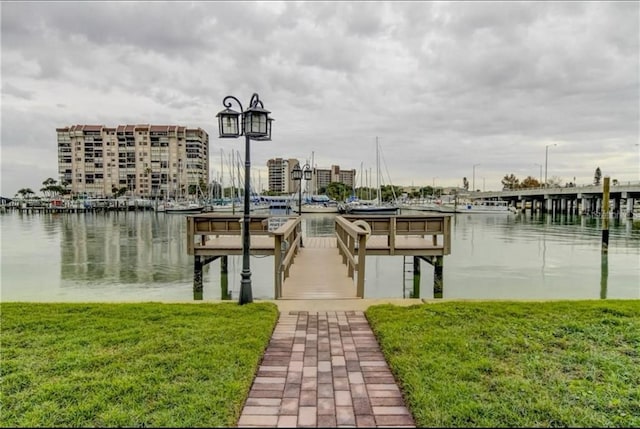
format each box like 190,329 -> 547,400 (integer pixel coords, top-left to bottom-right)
1,210 -> 638,302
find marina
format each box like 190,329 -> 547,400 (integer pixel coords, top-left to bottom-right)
1,209 -> 638,303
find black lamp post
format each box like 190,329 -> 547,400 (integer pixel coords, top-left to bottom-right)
216,93 -> 272,305
291,162 -> 302,213
291,162 -> 311,247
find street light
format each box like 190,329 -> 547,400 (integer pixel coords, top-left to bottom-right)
533,163 -> 542,187
216,93 -> 273,305
544,143 -> 557,188
291,162 -> 311,247
472,164 -> 480,192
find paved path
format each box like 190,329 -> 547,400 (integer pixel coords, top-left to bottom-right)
237,311 -> 416,428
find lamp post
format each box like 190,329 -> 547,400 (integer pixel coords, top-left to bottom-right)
472,164 -> 480,192
291,162 -> 311,247
216,93 -> 273,305
534,163 -> 542,187
292,163 -> 302,213
544,143 -> 556,188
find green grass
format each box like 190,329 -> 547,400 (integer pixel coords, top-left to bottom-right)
4,300 -> 639,428
366,300 -> 640,428
0,302 -> 279,428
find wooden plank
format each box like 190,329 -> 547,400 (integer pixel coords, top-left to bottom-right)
281,237 -> 357,299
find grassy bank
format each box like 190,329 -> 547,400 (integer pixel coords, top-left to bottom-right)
3,300 -> 639,428
366,300 -> 640,428
1,302 -> 279,427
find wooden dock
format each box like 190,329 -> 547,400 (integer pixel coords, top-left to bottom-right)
281,237 -> 357,299
186,213 -> 452,300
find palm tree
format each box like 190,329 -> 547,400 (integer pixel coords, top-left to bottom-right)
15,188 -> 35,199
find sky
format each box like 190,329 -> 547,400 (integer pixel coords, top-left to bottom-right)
1,1 -> 639,197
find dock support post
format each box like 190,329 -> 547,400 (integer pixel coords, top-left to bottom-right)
274,235 -> 283,299
194,256 -> 203,300
356,234 -> 367,298
221,255 -> 229,300
433,256 -> 443,299
412,256 -> 421,299
600,253 -> 609,299
602,176 -> 610,253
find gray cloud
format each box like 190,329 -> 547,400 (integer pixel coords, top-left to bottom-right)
1,1 -> 638,196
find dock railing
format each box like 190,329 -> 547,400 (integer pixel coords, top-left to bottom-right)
186,213 -> 302,299
335,216 -> 370,298
271,217 -> 302,298
335,214 -> 452,298
187,213 -> 451,300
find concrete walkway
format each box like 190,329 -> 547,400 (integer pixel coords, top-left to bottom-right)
237,304 -> 418,428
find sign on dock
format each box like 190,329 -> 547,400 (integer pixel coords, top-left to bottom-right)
267,217 -> 290,232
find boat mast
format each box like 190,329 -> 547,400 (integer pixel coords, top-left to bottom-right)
311,151 -> 315,195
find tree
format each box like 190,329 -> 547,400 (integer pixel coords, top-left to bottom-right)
594,167 -> 602,185
462,177 -> 469,191
501,174 -> 519,190
15,188 -> 35,199
547,176 -> 563,188
112,186 -> 128,198
520,176 -> 540,189
325,182 -> 352,202
39,178 -> 59,198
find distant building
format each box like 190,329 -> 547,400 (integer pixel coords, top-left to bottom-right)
57,124 -> 209,198
314,165 -> 356,192
266,158 -> 299,193
266,159 -> 356,194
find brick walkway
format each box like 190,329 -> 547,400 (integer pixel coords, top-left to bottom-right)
237,311 -> 416,428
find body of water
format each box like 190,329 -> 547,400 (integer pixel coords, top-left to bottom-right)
1,210 -> 638,302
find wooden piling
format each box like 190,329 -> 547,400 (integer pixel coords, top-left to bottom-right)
221,255 -> 229,300
194,255 -> 203,300
600,253 -> 608,299
412,256 -> 421,299
433,256 -> 443,298
602,176 -> 610,253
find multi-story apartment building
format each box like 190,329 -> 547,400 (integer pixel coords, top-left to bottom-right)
266,158 -> 299,193
266,158 -> 356,194
314,165 -> 356,192
57,124 -> 209,198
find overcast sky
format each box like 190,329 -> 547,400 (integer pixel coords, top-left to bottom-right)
1,1 -> 639,196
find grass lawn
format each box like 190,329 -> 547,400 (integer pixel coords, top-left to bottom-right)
366,300 -> 640,428
1,302 -> 279,428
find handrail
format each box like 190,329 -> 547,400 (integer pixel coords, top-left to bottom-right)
335,216 -> 369,297
272,217 -> 302,298
335,214 -> 452,298
186,213 -> 302,299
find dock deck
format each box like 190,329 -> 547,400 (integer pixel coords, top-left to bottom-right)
281,237 -> 357,299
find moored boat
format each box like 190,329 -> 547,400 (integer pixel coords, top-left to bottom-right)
455,200 -> 516,214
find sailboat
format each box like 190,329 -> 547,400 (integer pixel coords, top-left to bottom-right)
158,160 -> 205,214
342,137 -> 399,215
299,151 -> 340,213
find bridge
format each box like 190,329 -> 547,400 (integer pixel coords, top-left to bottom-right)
186,213 -> 452,300
462,182 -> 640,217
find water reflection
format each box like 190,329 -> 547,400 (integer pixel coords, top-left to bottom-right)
59,212 -> 192,285
304,214 -> 337,236
600,253 -> 609,299
1,210 -> 638,302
